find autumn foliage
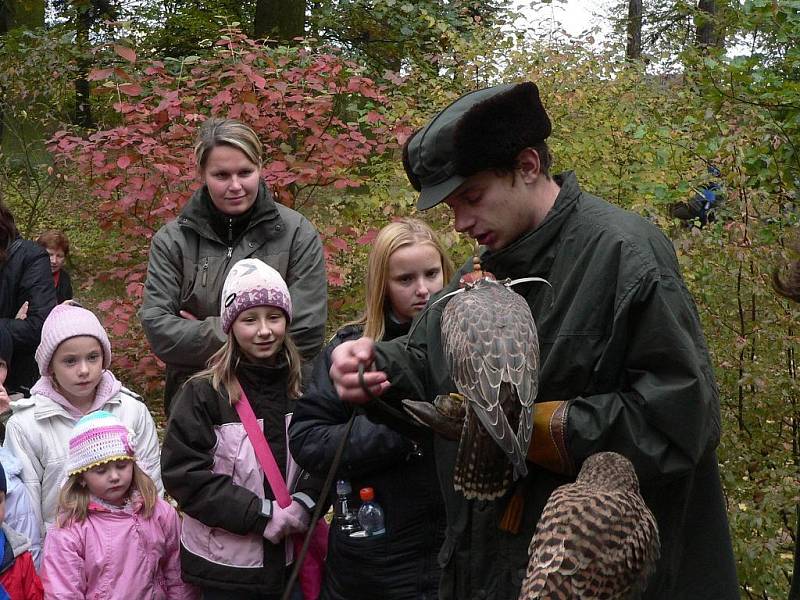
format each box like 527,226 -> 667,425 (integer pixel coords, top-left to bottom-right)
47,30 -> 408,391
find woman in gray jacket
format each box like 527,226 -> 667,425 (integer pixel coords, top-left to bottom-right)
140,118 -> 327,414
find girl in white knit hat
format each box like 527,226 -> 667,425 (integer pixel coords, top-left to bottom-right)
41,411 -> 197,599
162,258 -> 323,600
2,304 -> 162,552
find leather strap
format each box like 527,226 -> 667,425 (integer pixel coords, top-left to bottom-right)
234,384 -> 292,508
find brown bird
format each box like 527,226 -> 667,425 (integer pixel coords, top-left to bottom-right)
405,268 -> 543,500
519,452 -> 661,600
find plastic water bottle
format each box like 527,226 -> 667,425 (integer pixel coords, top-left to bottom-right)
357,487 -> 386,537
334,480 -> 360,534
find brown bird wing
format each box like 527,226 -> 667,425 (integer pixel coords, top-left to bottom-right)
520,484 -> 660,600
441,281 -> 538,480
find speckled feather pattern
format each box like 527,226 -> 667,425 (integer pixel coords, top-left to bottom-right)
441,279 -> 539,500
519,452 -> 661,600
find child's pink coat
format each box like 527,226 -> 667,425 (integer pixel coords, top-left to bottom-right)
40,495 -> 198,600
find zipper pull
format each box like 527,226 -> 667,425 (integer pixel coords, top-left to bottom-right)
227,247 -> 233,259
202,258 -> 209,286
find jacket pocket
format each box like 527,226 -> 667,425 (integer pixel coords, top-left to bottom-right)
181,513 -> 264,568
213,422 -> 263,496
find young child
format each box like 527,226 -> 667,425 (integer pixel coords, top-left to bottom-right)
289,218 -> 453,600
0,460 -> 43,599
162,258 -> 323,600
35,230 -> 73,304
2,304 -> 162,546
41,411 -> 197,599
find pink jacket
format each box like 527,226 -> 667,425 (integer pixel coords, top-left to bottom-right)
40,495 -> 198,600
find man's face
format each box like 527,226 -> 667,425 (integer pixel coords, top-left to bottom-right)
0,359 -> 6,386
443,170 -> 538,251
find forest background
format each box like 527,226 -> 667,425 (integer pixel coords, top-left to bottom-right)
0,0 -> 798,596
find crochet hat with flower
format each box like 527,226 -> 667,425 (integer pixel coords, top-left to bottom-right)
66,411 -> 135,476
220,258 -> 292,334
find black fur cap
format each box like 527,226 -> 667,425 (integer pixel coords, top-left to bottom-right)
453,82 -> 551,177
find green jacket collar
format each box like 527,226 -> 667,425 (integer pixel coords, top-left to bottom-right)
482,171 -> 581,280
177,180 -> 284,245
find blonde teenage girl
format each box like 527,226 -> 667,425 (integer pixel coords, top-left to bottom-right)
289,218 -> 453,600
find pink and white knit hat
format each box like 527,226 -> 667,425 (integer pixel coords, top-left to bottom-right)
220,258 -> 293,334
35,304 -> 112,376
66,411 -> 135,476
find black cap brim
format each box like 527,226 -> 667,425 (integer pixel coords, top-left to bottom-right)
416,174 -> 467,210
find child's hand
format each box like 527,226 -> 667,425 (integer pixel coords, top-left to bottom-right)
0,384 -> 10,413
263,501 -> 310,543
15,301 -> 28,320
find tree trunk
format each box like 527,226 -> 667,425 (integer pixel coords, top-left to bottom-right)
1,0 -> 46,154
254,0 -> 305,43
74,0 -> 94,128
625,0 -> 642,60
696,0 -> 724,49
791,503 -> 800,600
2,0 -> 46,31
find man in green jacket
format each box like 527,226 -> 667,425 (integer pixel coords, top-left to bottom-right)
330,82 -> 739,599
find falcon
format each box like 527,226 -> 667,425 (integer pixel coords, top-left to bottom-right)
519,452 -> 661,600
404,266 -> 544,500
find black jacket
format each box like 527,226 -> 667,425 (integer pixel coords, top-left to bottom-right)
0,238 -> 56,393
54,268 -> 73,304
162,358 -> 323,596
375,173 -> 739,600
289,318 -> 446,600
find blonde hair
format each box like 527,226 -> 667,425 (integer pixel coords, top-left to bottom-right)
56,461 -> 157,527
352,218 -> 453,341
195,118 -> 263,171
190,331 -> 302,404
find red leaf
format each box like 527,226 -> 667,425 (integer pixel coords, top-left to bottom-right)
330,237 -> 349,251
252,74 -> 267,89
87,68 -> 115,81
111,321 -> 129,336
117,155 -> 132,169
356,229 -> 378,245
114,44 -> 137,63
119,83 -> 142,96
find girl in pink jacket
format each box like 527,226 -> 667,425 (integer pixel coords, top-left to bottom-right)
40,411 -> 197,600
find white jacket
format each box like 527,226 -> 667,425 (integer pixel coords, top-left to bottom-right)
2,385 -> 163,547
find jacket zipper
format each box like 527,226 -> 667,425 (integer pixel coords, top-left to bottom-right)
201,258 -> 209,286
227,217 -> 234,259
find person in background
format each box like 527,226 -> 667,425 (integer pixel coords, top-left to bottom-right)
290,218 -> 454,600
3,304 -> 162,546
0,328 -> 15,415
41,411 -> 196,599
140,118 -> 327,415
0,448 -> 41,570
0,460 -> 43,599
0,329 -> 41,568
162,259 -> 323,600
0,195 -> 57,395
36,230 -> 73,304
